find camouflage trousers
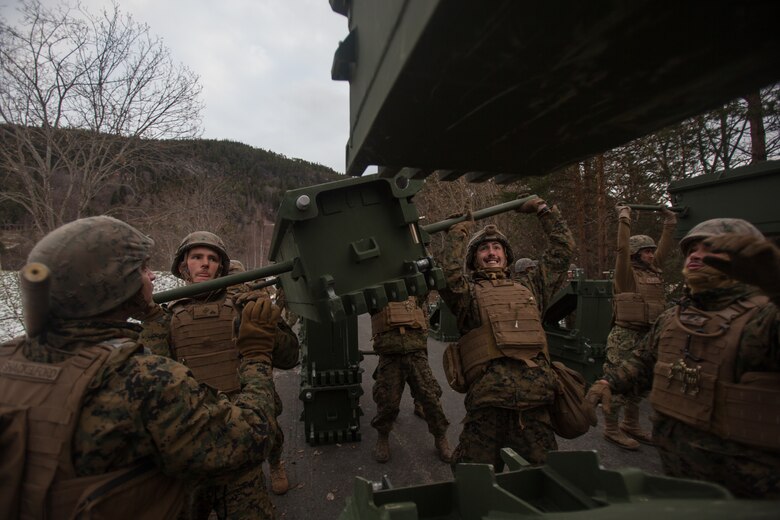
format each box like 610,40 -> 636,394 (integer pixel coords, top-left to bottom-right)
603,325 -> 648,422
653,414 -> 780,499
188,465 -> 275,520
452,406 -> 557,473
371,350 -> 450,437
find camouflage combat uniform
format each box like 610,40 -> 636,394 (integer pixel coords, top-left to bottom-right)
3,321 -> 278,519
10,321 -> 274,469
603,215 -> 676,433
140,287 -> 294,520
0,216 -> 285,519
439,207 -> 574,471
370,297 -> 450,441
603,284 -> 780,498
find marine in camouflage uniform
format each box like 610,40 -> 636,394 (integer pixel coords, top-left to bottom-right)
0,217 -> 280,519
588,218 -> 780,498
369,296 -> 452,463
601,205 -> 677,450
439,197 -> 574,472
139,232 -> 298,520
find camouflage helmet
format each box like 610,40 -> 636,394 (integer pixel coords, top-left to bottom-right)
27,216 -> 153,319
680,218 -> 764,255
514,258 -> 538,273
629,235 -> 657,255
465,224 -> 514,271
171,231 -> 230,280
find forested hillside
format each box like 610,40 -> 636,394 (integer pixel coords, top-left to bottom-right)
0,132 -> 341,270
0,0 -> 345,271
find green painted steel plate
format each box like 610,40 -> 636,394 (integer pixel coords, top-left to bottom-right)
331,0 -> 780,179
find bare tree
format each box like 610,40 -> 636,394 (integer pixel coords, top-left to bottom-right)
687,84 -> 780,175
0,0 -> 203,236
745,91 -> 767,163
129,160 -> 243,270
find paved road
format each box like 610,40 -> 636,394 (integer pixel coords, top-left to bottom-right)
267,315 -> 662,520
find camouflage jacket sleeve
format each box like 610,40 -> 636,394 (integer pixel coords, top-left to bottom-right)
138,305 -> 174,358
275,318 -> 300,357
438,220 -> 477,322
74,352 -> 277,479
276,319 -> 297,345
653,219 -> 677,269
524,207 -> 575,313
613,213 -> 634,294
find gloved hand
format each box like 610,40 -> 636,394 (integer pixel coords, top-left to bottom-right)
660,206 -> 677,224
585,380 -> 613,415
519,196 -> 547,214
233,288 -> 272,307
450,221 -> 473,237
446,204 -> 475,221
236,299 -> 281,364
703,233 -> 780,298
447,207 -> 475,235
615,204 -> 631,219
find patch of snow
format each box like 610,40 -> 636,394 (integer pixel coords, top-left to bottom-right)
0,272 -> 185,342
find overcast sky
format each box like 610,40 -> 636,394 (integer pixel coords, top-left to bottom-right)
2,0 -> 352,172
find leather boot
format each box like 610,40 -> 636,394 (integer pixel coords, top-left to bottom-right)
434,435 -> 452,463
374,433 -> 390,463
620,402 -> 653,445
413,401 -> 426,419
269,460 -> 289,495
603,414 -> 639,450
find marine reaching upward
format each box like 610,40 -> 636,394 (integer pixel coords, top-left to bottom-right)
588,218 -> 780,498
140,230 -> 300,519
437,197 -> 576,472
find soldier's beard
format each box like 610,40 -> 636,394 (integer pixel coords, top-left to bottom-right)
683,264 -> 736,293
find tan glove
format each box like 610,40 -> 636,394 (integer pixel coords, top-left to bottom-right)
585,380 -> 613,415
519,196 -> 546,214
236,299 -> 281,364
446,204 -> 475,221
447,208 -> 475,235
703,233 -> 780,298
660,206 -> 677,224
615,204 -> 631,219
233,288 -> 272,307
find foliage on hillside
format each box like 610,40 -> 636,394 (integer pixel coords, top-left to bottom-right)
0,132 -> 342,270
